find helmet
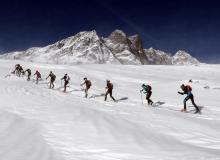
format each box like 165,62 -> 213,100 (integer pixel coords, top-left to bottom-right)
107,80 -> 110,83
142,84 -> 146,87
180,84 -> 185,89
84,77 -> 87,80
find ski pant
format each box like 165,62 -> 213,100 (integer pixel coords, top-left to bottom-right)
49,78 -> 55,88
36,77 -> 39,84
16,70 -> 21,77
146,91 -> 153,105
105,89 -> 115,101
64,81 -> 69,92
27,73 -> 31,81
184,93 -> 199,111
84,86 -> 90,98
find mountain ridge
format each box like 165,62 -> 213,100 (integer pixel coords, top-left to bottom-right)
0,30 -> 200,65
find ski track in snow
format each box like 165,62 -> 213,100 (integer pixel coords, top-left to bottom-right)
0,60 -> 220,160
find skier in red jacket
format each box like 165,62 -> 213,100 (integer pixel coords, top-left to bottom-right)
178,84 -> 200,113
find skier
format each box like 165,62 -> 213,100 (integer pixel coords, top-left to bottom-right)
12,64 -> 20,75
105,80 -> 116,102
12,64 -> 22,76
24,69 -> 31,81
178,84 -> 200,113
140,84 -> 153,105
46,71 -> 56,89
81,77 -> 92,98
61,74 -> 70,92
14,65 -> 24,77
18,65 -> 25,76
34,70 -> 41,84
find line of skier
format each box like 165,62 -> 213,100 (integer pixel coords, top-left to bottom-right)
11,64 -> 200,114
11,64 -> 116,102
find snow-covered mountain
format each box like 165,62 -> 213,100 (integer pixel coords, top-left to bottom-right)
0,30 -> 200,65
1,31 -> 119,65
172,50 -> 200,65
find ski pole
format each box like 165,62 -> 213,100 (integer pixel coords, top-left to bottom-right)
140,92 -> 143,104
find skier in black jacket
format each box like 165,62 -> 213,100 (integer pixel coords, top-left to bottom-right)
105,80 -> 116,102
140,84 -> 153,105
25,69 -> 31,81
61,74 -> 70,92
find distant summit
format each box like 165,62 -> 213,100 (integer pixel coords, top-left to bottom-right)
172,50 -> 200,65
0,29 -> 200,65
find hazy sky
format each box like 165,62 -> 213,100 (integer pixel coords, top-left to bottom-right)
0,0 -> 220,63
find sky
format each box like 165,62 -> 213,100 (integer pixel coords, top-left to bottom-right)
0,0 -> 220,63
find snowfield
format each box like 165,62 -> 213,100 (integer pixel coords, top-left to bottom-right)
0,59 -> 220,160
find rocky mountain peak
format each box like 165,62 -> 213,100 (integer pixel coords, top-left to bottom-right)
128,34 -> 143,51
108,29 -> 128,44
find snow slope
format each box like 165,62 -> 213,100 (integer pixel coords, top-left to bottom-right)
0,59 -> 220,160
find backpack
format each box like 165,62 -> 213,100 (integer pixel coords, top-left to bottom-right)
143,85 -> 151,92
186,85 -> 192,92
87,80 -> 92,87
147,85 -> 152,91
111,83 -> 113,89
51,73 -> 56,80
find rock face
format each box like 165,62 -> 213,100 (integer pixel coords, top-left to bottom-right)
144,48 -> 173,65
0,29 -> 200,65
108,29 -> 128,45
104,30 -> 148,64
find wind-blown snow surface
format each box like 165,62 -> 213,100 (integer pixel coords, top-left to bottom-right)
0,59 -> 220,160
